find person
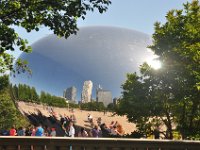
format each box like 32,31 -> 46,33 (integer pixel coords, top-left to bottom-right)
25,126 -> 32,136
115,121 -> 119,126
0,129 -> 9,136
97,117 -> 102,126
62,115 -> 70,130
17,127 -> 25,136
43,126 -> 50,136
60,115 -> 66,125
110,125 -> 121,136
100,123 -> 111,137
103,110 -> 106,115
88,114 -> 93,122
31,126 -> 36,136
70,114 -> 77,124
90,118 -> 95,128
68,121 -> 75,137
109,121 -> 115,129
78,127 -> 88,137
116,124 -> 125,135
91,125 -> 99,138
62,122 -> 69,137
50,127 -> 56,137
9,126 -> 17,136
35,124 -> 44,136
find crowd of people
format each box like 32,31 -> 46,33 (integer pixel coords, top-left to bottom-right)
3,124 -> 56,137
60,113 -> 125,138
86,113 -> 125,137
1,112 -> 125,138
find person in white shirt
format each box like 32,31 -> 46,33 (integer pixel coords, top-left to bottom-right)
68,121 -> 75,137
88,114 -> 93,122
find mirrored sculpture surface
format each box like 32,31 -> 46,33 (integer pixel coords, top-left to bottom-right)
11,26 -> 153,100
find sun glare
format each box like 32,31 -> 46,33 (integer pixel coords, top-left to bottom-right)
147,59 -> 162,70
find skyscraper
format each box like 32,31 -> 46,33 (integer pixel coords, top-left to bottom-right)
63,86 -> 77,103
96,88 -> 112,107
81,80 -> 93,103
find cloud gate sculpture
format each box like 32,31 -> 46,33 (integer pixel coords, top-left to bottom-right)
11,26 -> 154,100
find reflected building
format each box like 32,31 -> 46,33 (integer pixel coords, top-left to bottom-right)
81,81 -> 93,103
96,88 -> 112,107
113,97 -> 120,105
10,26 -> 155,100
63,86 -> 77,103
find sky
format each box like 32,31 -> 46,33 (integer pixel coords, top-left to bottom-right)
13,0 -> 191,57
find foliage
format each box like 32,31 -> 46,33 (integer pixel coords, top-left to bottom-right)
117,73 -> 150,122
11,84 -> 68,107
117,73 -> 168,138
148,0 -> 200,139
107,103 -> 116,111
0,75 -> 29,130
0,75 -> 9,91
151,1 -> 200,91
117,1 -> 200,139
124,131 -> 145,139
68,102 -> 79,108
40,91 -> 67,107
12,83 -> 39,103
80,101 -> 105,111
0,0 -> 111,74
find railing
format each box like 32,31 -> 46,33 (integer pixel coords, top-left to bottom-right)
0,136 -> 200,150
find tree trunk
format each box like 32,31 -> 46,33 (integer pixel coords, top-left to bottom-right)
163,110 -> 173,139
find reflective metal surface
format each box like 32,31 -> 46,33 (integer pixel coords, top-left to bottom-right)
11,26 -> 154,100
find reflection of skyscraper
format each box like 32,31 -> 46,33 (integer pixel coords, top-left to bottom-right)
113,97 -> 120,105
63,86 -> 77,102
81,81 -> 93,103
96,88 -> 112,107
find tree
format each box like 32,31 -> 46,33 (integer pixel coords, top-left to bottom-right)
80,101 -> 105,111
30,87 -> 39,102
18,84 -> 25,100
0,75 -> 29,130
0,75 -> 9,91
40,91 -> 47,104
12,84 -> 19,99
117,1 -> 200,139
148,0 -> 200,138
10,83 -> 68,107
117,73 -> 162,138
0,0 -> 111,74
107,103 -> 115,111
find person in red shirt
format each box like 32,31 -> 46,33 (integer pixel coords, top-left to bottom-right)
10,126 -> 17,136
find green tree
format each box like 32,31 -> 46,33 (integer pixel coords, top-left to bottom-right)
148,0 -> 200,138
45,93 -> 52,105
97,102 -> 105,111
0,0 -> 111,74
80,101 -> 105,111
117,73 -> 155,138
18,84 -> 25,100
30,87 -> 39,102
40,91 -> 47,104
25,84 -> 31,100
117,1 -> 200,139
51,96 -> 67,107
0,75 -> 29,130
69,102 -> 79,108
12,84 -> 19,99
0,75 -> 9,91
